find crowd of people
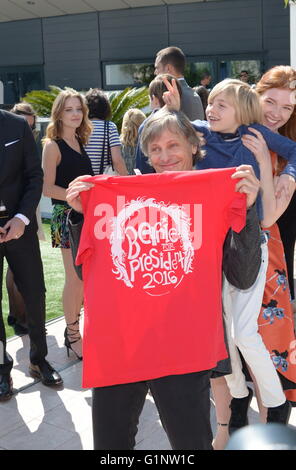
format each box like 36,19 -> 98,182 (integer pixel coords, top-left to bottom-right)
0,45 -> 296,451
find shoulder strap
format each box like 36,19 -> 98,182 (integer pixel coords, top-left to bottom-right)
99,121 -> 107,174
106,121 -> 114,170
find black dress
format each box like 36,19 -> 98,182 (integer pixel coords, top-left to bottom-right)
278,192 -> 296,300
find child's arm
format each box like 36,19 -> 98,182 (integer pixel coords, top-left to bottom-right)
242,128 -> 295,227
162,76 -> 209,134
191,120 -> 210,135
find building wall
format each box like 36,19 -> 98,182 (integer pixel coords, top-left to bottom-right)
42,13 -> 101,89
262,0 -> 290,69
0,0 -> 291,93
167,0 -> 262,56
99,6 -> 168,61
97,0 -> 289,69
0,18 -> 43,66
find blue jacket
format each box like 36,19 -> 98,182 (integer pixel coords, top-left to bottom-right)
195,121 -> 296,181
194,121 -> 296,220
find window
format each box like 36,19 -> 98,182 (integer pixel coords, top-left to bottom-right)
104,62 -> 154,89
185,61 -> 215,88
220,59 -> 262,84
187,55 -> 264,88
0,66 -> 44,105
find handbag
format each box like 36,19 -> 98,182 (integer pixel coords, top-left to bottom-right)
68,209 -> 84,280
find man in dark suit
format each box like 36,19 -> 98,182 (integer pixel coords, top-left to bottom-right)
154,46 -> 204,120
0,109 -> 63,401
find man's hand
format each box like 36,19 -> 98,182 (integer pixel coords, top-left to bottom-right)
0,226 -> 7,243
66,175 -> 94,213
1,217 -> 25,243
231,165 -> 260,209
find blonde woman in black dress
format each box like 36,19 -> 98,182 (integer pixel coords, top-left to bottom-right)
43,90 -> 93,360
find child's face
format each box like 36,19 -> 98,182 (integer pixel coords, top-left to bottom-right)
150,94 -> 161,110
206,91 -> 239,134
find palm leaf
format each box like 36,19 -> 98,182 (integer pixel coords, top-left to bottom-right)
110,86 -> 149,131
109,88 -> 131,112
22,85 -> 64,116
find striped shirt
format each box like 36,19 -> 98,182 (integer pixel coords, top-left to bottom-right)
84,120 -> 121,175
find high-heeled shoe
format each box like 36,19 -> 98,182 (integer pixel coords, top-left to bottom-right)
64,318 -> 83,361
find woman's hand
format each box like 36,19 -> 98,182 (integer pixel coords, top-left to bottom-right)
162,77 -> 181,111
242,128 -> 295,201
274,174 -> 296,201
241,127 -> 271,166
231,164 -> 260,209
66,175 -> 94,213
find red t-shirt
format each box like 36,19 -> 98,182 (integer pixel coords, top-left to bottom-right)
77,169 -> 246,388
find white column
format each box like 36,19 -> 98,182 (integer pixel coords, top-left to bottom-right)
291,1 -> 296,68
0,81 -> 3,104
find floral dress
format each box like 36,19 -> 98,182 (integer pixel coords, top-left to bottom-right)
258,152 -> 296,404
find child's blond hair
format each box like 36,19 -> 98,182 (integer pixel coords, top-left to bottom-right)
208,78 -> 263,126
120,108 -> 146,147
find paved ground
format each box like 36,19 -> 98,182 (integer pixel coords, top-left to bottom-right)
0,314 -> 296,450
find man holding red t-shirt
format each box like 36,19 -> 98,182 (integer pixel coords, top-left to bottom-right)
66,110 -> 261,450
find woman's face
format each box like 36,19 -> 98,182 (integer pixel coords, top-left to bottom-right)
24,114 -> 35,129
60,97 -> 83,130
260,88 -> 295,132
147,127 -> 196,173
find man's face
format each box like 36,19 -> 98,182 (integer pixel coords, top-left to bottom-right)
239,72 -> 249,83
154,57 -> 167,76
204,76 -> 212,86
148,127 -> 196,173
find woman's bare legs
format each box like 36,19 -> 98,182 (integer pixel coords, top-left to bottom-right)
61,248 -> 84,358
211,376 -> 232,450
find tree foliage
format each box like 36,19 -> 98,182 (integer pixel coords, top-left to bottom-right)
23,85 -> 63,117
108,86 -> 149,131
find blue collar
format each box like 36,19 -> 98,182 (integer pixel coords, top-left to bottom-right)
216,130 -> 240,141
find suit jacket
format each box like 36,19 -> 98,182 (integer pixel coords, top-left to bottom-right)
178,78 -> 205,120
0,110 -> 43,228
